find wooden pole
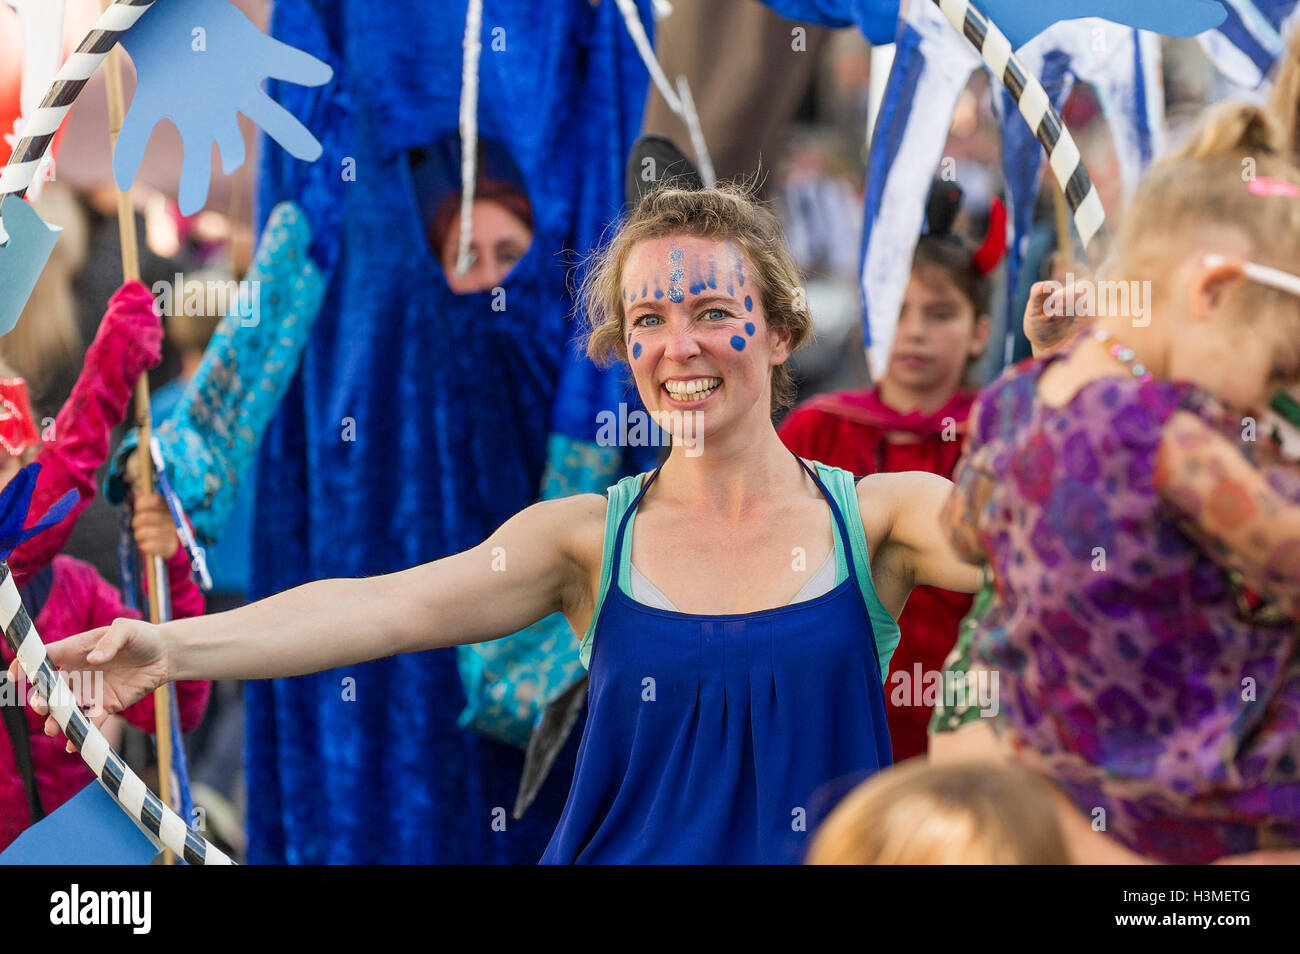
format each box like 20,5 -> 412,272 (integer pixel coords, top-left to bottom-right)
1051,181 -> 1073,279
100,7 -> 174,865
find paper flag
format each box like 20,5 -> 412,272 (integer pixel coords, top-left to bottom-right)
114,0 -> 333,216
975,0 -> 1228,49
2,0 -> 64,200
0,193 -> 61,336
0,782 -> 160,865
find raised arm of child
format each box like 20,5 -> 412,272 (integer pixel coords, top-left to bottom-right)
1156,410 -> 1300,620
7,281 -> 161,588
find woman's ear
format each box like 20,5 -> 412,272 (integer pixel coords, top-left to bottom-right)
767,318 -> 794,366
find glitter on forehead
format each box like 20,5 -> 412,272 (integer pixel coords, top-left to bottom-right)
668,244 -> 685,304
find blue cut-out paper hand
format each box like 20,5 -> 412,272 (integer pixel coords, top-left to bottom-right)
975,0 -> 1228,49
114,0 -> 333,216
0,195 -> 62,337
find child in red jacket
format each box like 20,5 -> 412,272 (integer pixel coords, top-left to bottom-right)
0,281 -> 210,850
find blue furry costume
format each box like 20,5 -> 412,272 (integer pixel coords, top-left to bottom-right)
249,0 -> 655,863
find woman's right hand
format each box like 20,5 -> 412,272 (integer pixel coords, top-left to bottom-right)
6,617 -> 171,750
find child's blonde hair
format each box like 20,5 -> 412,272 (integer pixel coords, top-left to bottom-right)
806,761 -> 1069,865
581,182 -> 813,412
1119,29 -> 1300,326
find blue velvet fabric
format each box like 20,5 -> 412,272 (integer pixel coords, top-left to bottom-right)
249,0 -> 655,863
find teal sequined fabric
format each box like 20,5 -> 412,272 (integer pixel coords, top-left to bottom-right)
457,432 -> 622,748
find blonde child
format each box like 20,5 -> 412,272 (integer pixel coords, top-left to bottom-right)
939,100 -> 1300,863
807,760 -> 1069,864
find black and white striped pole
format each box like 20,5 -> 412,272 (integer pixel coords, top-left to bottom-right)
0,0 -> 159,210
1,561 -> 233,864
929,0 -> 1111,262
1,0 -> 232,865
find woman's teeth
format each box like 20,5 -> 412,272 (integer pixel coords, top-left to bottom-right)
664,377 -> 721,402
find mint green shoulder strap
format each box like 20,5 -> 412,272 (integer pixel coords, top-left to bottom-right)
814,462 -> 902,677
578,472 -> 646,669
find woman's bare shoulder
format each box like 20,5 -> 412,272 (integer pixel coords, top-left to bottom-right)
535,492 -> 609,571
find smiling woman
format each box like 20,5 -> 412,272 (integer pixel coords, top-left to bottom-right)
582,184 -> 812,413
35,183 -> 981,865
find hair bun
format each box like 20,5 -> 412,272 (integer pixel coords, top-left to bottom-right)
1172,102 -> 1280,163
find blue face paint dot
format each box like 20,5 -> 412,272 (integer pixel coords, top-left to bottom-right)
730,335 -> 746,351
654,289 -> 663,299
668,288 -> 684,303
669,268 -> 684,283
744,296 -> 752,312
744,322 -> 755,336
669,248 -> 684,263
641,285 -> 648,298
632,342 -> 643,359
690,282 -> 705,295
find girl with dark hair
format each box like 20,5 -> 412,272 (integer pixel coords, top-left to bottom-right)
779,180 -> 1002,761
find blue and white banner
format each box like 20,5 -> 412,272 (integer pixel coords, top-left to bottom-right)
992,21 -> 1165,359
1198,0 -> 1300,90
860,7 -> 1164,374
859,0 -> 979,376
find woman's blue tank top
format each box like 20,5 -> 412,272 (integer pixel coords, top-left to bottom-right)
540,452 -> 898,864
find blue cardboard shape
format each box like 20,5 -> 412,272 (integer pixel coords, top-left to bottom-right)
976,0 -> 1228,49
0,782 -> 160,865
0,193 -> 61,337
114,0 -> 333,215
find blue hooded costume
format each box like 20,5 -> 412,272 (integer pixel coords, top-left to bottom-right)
248,0 -> 656,863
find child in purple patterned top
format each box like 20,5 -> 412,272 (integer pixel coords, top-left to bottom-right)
940,98 -> 1300,863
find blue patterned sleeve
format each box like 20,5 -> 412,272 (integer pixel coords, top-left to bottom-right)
104,201 -> 326,544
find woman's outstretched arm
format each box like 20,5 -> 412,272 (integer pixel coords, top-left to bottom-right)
16,493 -> 604,732
861,471 -> 982,596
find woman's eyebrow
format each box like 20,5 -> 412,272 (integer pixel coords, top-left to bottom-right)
691,294 -> 741,309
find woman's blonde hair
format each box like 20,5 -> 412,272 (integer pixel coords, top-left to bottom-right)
581,183 -> 813,412
806,761 -> 1070,865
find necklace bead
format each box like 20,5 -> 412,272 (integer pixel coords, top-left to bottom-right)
1092,328 -> 1153,384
